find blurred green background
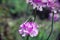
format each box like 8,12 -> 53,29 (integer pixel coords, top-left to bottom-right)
0,0 -> 60,40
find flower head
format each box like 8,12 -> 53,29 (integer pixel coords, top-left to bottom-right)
26,0 -> 60,11
19,22 -> 39,37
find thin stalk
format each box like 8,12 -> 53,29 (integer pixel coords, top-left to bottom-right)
46,12 -> 54,40
33,9 -> 36,21
26,35 -> 29,40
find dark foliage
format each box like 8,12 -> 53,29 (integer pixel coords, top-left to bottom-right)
57,33 -> 60,40
0,0 -> 2,4
33,7 -> 51,20
0,34 -> 2,40
9,12 -> 21,19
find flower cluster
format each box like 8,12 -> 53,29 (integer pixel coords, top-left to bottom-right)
26,0 -> 60,11
26,0 -> 60,21
19,22 -> 39,37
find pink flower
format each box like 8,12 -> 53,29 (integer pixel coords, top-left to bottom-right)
26,0 -> 59,11
19,22 -> 39,37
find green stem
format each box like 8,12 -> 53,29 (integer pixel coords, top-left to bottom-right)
46,12 -> 54,40
33,9 -> 36,22
26,35 -> 29,40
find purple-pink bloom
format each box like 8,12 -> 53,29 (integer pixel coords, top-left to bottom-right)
26,0 -> 60,11
19,22 -> 39,37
